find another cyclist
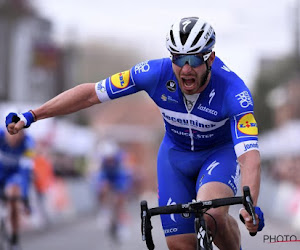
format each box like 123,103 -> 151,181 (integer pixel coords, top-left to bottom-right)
93,140 -> 132,240
6,17 -> 264,250
0,128 -> 35,250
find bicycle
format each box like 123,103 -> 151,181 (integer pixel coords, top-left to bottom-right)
141,186 -> 257,250
0,193 -> 28,250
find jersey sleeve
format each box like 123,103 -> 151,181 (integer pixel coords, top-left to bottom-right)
224,79 -> 259,157
94,59 -> 164,102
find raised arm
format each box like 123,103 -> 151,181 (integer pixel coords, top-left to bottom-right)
6,83 -> 100,134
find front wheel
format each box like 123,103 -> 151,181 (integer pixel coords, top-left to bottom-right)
0,219 -> 9,250
195,217 -> 213,250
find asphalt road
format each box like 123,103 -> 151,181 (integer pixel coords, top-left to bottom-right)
21,201 -> 300,250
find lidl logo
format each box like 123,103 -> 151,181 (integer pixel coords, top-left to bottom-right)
111,70 -> 130,89
237,113 -> 258,136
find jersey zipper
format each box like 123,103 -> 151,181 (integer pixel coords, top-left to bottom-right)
187,111 -> 194,151
183,94 -> 200,151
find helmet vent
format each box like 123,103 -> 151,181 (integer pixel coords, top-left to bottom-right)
207,38 -> 214,47
188,47 -> 201,54
170,30 -> 176,46
180,32 -> 189,46
191,31 -> 204,47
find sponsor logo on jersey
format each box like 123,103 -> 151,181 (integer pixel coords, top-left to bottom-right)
164,228 -> 178,234
243,141 -> 259,151
234,140 -> 259,157
134,61 -> 150,74
161,94 -> 167,101
167,197 -> 176,222
221,65 -> 231,72
208,89 -> 215,105
206,160 -> 220,175
96,80 -> 106,93
166,80 -> 176,92
235,91 -> 253,108
161,94 -> 178,103
111,70 -> 130,89
163,112 -> 216,129
237,113 -> 258,136
171,128 -> 214,139
197,104 -> 218,116
229,164 -> 240,194
198,174 -> 205,187
160,108 -> 228,132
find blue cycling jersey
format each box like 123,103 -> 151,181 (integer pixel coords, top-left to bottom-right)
0,128 -> 34,172
95,56 -> 259,157
0,128 -> 34,198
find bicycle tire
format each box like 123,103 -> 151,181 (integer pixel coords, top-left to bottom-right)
0,218 -> 9,250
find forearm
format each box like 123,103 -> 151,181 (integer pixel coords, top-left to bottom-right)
238,150 -> 261,205
32,83 -> 100,121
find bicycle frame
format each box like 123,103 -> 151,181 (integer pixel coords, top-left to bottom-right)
141,186 -> 256,250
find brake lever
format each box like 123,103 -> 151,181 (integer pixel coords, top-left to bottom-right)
140,201 -> 155,250
242,186 -> 257,237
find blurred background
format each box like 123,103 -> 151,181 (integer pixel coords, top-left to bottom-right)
0,0 -> 300,249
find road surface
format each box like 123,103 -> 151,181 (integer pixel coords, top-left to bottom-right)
21,201 -> 300,250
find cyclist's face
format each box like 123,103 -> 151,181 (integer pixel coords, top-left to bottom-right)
172,52 -> 215,95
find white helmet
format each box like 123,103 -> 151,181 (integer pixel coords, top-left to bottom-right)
166,17 -> 216,55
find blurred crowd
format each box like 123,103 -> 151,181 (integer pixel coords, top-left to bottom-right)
261,75 -> 300,187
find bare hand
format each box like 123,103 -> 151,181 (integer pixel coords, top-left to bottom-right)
239,208 -> 259,233
6,121 -> 25,135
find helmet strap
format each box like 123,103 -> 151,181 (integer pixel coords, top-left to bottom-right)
200,61 -> 211,87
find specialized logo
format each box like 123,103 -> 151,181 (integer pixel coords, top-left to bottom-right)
235,91 -> 253,108
182,20 -> 192,32
206,160 -> 220,175
166,80 -> 176,92
237,113 -> 258,135
208,89 -> 215,105
167,198 -> 176,222
111,70 -> 130,89
221,65 -> 231,72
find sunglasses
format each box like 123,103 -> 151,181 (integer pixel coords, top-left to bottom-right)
171,52 -> 211,68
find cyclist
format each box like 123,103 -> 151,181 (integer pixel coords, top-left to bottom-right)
0,128 -> 35,250
93,140 -> 132,240
6,17 -> 264,250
